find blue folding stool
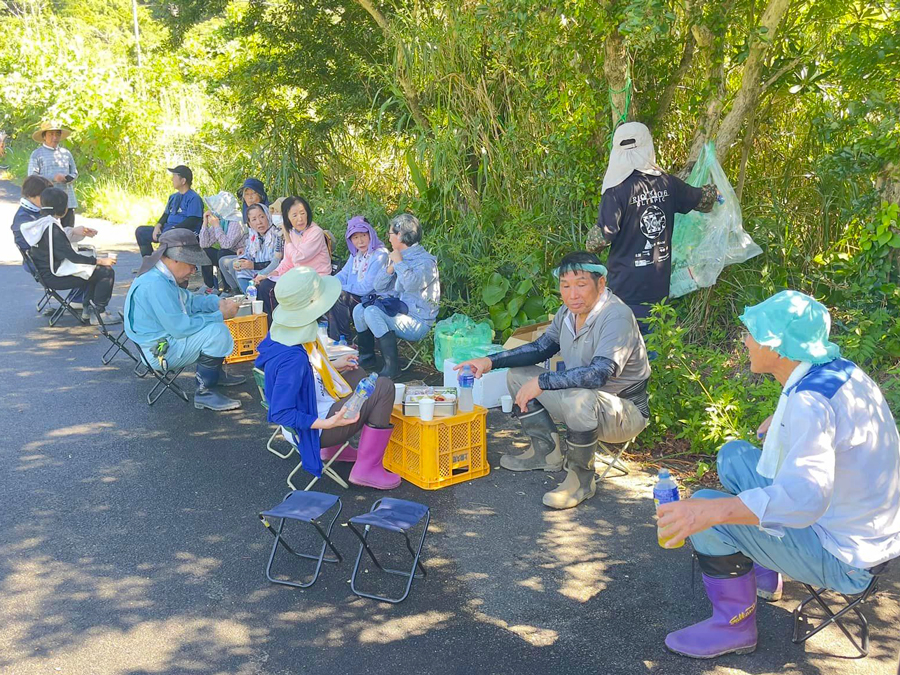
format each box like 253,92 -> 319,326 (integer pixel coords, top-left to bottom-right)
347,498 -> 430,603
259,490 -> 343,589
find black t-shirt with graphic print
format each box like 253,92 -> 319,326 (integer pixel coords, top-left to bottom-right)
596,171 -> 703,306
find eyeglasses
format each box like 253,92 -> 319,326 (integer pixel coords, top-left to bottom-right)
739,330 -> 751,344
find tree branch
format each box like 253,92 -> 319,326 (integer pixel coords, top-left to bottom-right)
355,0 -> 430,132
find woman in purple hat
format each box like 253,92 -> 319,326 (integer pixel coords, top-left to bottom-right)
326,216 -> 388,341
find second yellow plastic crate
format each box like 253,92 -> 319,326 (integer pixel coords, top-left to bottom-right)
224,314 -> 268,364
385,406 -> 489,490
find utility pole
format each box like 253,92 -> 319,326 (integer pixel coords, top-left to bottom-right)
132,0 -> 143,68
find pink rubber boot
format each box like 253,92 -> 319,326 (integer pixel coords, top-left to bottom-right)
349,425 -> 401,490
321,443 -> 357,463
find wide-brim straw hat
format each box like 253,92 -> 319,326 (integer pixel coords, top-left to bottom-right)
271,267 -> 342,346
33,121 -> 71,144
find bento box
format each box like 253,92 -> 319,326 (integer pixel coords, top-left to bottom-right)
402,386 -> 459,417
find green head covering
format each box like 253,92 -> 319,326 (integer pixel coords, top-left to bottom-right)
739,290 -> 841,364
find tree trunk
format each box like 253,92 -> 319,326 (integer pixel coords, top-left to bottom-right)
682,0 -> 791,170
603,28 -> 636,128
355,0 -> 431,132
712,0 -> 791,158
650,0 -> 703,132
681,43 -> 726,176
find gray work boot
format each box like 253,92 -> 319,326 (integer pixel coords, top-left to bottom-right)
500,400 -> 564,472
542,429 -> 598,509
194,358 -> 241,411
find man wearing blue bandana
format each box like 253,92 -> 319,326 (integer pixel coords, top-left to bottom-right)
658,290 -> 900,659
457,251 -> 651,509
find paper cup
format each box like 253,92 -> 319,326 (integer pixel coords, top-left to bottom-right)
252,300 -> 263,315
418,397 -> 436,421
500,395 -> 514,413
394,383 -> 406,405
107,252 -> 118,264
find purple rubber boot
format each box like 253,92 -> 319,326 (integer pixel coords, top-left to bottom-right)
321,443 -> 357,463
349,425 -> 401,490
665,570 -> 758,659
754,563 -> 783,601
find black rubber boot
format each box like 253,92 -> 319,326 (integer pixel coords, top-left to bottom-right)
195,354 -> 241,411
377,331 -> 400,379
501,400 -> 563,471
357,329 -> 377,369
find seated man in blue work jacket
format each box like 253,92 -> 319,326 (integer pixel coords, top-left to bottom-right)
124,229 -> 245,411
134,165 -> 204,258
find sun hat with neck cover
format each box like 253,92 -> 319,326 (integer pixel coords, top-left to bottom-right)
270,267 -> 342,346
601,122 -> 664,194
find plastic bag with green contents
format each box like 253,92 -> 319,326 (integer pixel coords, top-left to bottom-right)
433,313 -> 494,369
670,142 -> 761,298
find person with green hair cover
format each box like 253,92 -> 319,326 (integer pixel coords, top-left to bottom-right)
656,290 -> 900,659
456,251 -> 651,510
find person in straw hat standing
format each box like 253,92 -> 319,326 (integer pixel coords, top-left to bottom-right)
255,266 -> 402,489
28,121 -> 81,232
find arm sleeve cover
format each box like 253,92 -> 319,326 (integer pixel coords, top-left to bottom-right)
538,356 -> 618,391
489,333 -> 560,369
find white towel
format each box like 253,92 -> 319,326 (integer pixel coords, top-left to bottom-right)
758,361 -> 813,479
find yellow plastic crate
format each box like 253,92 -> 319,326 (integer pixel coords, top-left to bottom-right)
385,406 -> 489,490
224,314 -> 268,364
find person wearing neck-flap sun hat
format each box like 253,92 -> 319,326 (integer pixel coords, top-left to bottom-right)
255,267 -> 402,490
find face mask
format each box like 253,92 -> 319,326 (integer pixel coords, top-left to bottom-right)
272,214 -> 284,227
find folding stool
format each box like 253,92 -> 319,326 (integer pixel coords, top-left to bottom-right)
347,498 -> 430,603
259,490 -> 343,589
792,559 -> 894,657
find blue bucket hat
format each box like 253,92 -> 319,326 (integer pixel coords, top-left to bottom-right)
739,290 -> 841,364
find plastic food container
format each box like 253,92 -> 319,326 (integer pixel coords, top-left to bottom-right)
402,386 -> 458,417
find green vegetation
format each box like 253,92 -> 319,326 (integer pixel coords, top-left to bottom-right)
2,0 -> 898,458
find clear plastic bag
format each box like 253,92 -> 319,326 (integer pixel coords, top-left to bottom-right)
433,313 -> 494,369
670,142 -> 761,298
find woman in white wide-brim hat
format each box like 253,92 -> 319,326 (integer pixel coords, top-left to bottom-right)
254,267 -> 401,490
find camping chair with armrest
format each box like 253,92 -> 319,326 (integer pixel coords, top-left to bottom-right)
253,367 -> 350,491
22,249 -> 86,327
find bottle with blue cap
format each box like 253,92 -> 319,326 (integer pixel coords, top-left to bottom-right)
457,364 -> 475,412
654,468 -> 684,548
246,280 -> 257,302
343,373 -> 378,418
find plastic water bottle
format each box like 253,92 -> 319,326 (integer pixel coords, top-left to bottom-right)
338,335 -> 348,346
654,468 -> 684,549
343,373 -> 378,418
457,365 -> 475,413
246,281 -> 257,301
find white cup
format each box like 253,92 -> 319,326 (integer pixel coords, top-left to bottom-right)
107,252 -> 118,264
418,397 -> 436,422
500,395 -> 514,413
252,300 -> 263,315
394,383 -> 406,405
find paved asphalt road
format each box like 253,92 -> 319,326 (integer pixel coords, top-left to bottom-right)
0,181 -> 898,675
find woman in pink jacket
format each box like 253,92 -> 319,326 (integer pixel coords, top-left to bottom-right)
256,196 -> 332,319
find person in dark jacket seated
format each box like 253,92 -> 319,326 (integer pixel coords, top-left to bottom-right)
255,266 -> 401,490
455,251 -> 650,510
134,165 -> 204,258
20,188 -> 119,325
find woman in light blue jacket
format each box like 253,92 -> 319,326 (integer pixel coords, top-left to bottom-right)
354,213 -> 440,378
327,216 -> 388,341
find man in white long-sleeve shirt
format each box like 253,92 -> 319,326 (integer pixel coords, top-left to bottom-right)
657,290 -> 900,659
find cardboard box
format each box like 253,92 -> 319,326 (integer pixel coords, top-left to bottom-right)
443,359 -> 509,408
500,318 -> 563,371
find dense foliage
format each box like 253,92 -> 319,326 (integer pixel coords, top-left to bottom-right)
2,0 -> 898,457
